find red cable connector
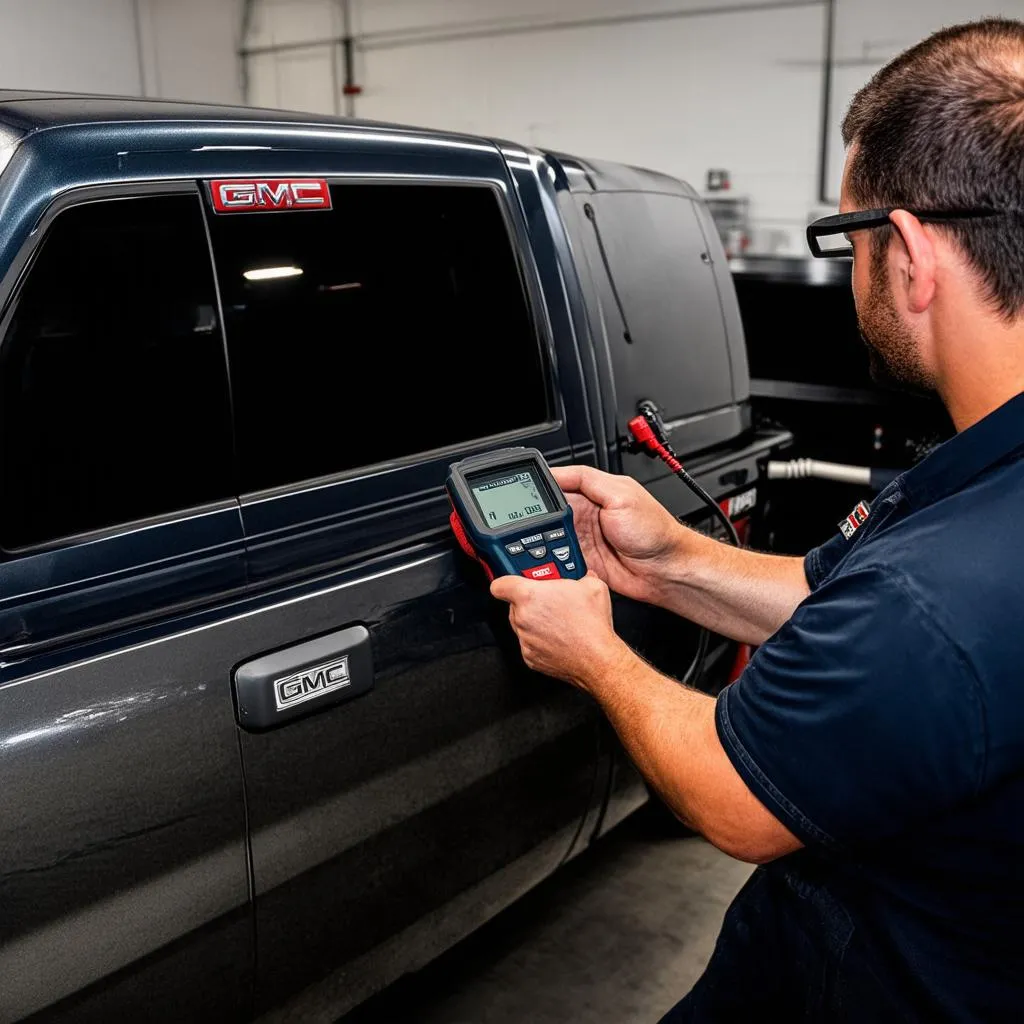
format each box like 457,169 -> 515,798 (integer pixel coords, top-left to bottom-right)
627,415 -> 683,474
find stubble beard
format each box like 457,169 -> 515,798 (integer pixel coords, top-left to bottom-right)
857,256 -> 935,394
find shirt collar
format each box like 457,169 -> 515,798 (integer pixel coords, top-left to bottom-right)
900,391 -> 1024,510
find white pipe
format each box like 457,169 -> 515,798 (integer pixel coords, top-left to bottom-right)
766,458 -> 871,485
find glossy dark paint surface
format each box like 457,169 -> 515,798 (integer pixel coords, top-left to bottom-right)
0,94 -> 768,1020
0,613 -> 252,1022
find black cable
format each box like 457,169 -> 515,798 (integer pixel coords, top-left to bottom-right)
628,401 -> 742,549
670,459 -> 740,686
682,626 -> 710,687
625,400 -> 742,687
672,464 -> 742,548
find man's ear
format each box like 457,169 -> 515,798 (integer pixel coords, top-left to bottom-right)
889,209 -> 937,314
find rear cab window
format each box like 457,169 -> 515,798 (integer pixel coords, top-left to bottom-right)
205,181 -> 548,494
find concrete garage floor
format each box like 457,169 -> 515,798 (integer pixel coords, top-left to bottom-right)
344,813 -> 754,1024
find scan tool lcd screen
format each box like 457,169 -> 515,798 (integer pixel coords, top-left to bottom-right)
469,465 -> 554,528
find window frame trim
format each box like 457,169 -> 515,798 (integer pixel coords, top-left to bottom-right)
201,173 -> 563,505
237,420 -> 566,509
0,180 -> 242,557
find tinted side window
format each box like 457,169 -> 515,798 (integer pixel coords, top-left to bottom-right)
205,183 -> 547,493
0,195 -> 234,549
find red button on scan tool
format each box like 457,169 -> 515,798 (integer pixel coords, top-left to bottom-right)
522,562 -> 561,581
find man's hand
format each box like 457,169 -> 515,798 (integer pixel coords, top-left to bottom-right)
490,572 -> 631,692
552,465 -> 688,605
552,465 -> 810,644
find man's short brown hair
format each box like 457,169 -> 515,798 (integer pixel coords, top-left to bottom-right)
842,19 -> 1024,318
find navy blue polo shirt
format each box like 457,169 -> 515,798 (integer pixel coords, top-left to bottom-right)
713,392 -> 1024,1021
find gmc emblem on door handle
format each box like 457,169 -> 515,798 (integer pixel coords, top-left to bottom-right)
234,625 -> 372,730
274,656 -> 351,711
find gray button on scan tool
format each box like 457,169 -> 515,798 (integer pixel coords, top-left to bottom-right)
552,546 -> 571,561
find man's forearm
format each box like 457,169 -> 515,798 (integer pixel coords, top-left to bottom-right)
647,526 -> 810,645
585,643 -> 801,863
592,644 -> 716,833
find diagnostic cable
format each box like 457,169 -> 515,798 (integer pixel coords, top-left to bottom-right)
625,399 -> 742,547
624,399 -> 742,685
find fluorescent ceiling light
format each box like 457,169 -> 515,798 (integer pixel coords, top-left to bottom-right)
244,266 -> 303,282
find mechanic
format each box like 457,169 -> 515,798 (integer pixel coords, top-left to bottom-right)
492,19 -> 1024,1022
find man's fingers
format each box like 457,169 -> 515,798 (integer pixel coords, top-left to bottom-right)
565,493 -> 593,519
552,465 -> 629,509
490,575 -> 533,604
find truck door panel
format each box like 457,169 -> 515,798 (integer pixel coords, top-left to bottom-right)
197,149 -> 600,1015
230,541 -> 596,1015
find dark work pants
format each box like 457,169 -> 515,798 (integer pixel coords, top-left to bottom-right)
658,860 -> 913,1023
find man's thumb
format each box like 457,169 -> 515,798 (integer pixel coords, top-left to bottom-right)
490,574 -> 530,604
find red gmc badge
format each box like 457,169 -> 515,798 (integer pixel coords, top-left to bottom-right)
209,179 -> 332,214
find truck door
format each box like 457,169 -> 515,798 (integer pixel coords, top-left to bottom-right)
201,167 -> 599,1015
567,185 -> 750,473
0,188 -> 251,1021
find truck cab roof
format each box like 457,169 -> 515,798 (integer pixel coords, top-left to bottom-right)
0,89 -> 403,135
0,90 -> 691,200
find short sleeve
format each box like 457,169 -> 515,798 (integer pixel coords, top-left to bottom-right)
804,531 -> 848,591
716,564 -> 985,849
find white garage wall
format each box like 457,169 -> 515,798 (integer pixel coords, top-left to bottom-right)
0,0 -> 1017,234
245,0 -> 826,252
356,1 -> 824,251
244,0 -> 344,113
0,0 -> 243,104
242,0 -> 1022,253
138,0 -> 244,104
0,0 -> 144,95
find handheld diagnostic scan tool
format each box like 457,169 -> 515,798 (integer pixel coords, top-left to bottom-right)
446,448 -> 587,582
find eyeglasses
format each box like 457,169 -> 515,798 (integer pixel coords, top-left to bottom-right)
806,207 -> 1001,258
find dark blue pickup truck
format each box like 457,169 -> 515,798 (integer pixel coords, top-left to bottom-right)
0,93 -> 787,1021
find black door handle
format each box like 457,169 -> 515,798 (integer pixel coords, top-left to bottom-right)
234,624 -> 373,730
